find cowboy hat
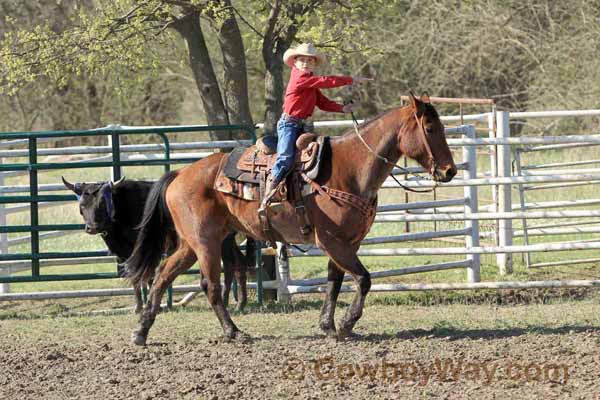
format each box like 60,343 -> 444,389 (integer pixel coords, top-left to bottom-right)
283,43 -> 326,68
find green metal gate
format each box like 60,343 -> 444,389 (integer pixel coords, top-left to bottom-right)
0,124 -> 265,304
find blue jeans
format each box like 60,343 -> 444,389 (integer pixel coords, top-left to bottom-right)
271,117 -> 304,182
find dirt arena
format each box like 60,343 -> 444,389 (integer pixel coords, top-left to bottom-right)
1,292 -> 599,399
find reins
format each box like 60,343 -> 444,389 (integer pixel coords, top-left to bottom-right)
350,110 -> 439,194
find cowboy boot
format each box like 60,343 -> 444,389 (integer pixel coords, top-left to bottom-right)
259,175 -> 281,212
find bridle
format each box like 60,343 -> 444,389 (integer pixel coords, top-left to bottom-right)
351,109 -> 439,193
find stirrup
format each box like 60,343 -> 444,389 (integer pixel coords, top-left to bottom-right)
258,198 -> 283,213
268,202 -> 284,212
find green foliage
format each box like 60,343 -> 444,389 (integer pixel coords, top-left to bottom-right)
0,0 -> 188,132
2,0 -> 600,133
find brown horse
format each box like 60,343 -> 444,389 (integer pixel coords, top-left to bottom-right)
126,94 -> 457,345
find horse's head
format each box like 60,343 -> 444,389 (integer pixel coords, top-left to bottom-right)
62,176 -> 125,235
399,93 -> 457,182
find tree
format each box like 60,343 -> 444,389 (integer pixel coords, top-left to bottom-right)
0,0 -> 253,139
0,0 -> 185,134
2,0 -> 367,138
4,0 -> 600,138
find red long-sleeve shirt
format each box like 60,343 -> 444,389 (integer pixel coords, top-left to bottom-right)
283,67 -> 353,119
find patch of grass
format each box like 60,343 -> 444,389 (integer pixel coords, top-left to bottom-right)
3,139 -> 600,322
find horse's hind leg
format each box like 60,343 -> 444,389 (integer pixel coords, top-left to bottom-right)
319,260 -> 344,337
132,244 -> 197,346
133,285 -> 144,314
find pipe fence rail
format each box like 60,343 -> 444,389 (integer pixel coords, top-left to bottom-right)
3,106 -> 600,305
0,123 -> 262,305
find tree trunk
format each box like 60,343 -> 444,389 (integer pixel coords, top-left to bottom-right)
262,17 -> 297,135
262,53 -> 286,136
359,63 -> 379,117
261,0 -> 324,136
86,80 -> 103,129
215,0 -> 253,140
172,10 -> 229,140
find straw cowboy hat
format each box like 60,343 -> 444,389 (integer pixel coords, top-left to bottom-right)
283,43 -> 326,68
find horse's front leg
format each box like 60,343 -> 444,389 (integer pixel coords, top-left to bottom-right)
319,260 -> 344,337
318,233 -> 371,340
338,265 -> 371,340
132,245 -> 196,346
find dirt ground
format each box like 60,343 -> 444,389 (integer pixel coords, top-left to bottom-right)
1,293 -> 599,399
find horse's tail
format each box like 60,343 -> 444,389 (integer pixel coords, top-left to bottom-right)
126,170 -> 179,287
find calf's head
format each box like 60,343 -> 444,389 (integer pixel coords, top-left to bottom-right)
62,176 -> 125,235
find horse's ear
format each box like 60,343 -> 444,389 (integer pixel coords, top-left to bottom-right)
420,92 -> 431,104
408,91 -> 418,109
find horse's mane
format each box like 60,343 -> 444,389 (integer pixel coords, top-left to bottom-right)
332,101 -> 439,143
333,108 -> 396,143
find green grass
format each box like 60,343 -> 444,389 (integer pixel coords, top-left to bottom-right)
2,291 -> 599,345
2,137 -> 600,316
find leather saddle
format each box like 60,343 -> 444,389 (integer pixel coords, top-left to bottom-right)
214,132 -> 329,245
221,133 -> 326,184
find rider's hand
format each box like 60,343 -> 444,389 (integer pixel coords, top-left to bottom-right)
342,103 -> 357,113
352,76 -> 373,84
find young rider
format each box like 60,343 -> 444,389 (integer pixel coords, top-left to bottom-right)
261,42 -> 371,209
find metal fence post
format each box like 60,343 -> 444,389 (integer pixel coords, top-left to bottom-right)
487,110 -> 498,245
0,163 -> 8,293
513,149 -> 531,267
107,125 -> 122,181
496,111 -> 513,274
256,242 -> 263,306
463,125 -> 481,282
29,137 -> 40,278
276,242 -> 291,303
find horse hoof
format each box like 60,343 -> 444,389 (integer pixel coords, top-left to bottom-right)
336,328 -> 356,341
324,329 -> 338,339
235,304 -> 247,313
131,331 -> 147,346
234,331 -> 253,343
220,330 -> 251,343
320,324 -> 337,338
220,330 -> 236,343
